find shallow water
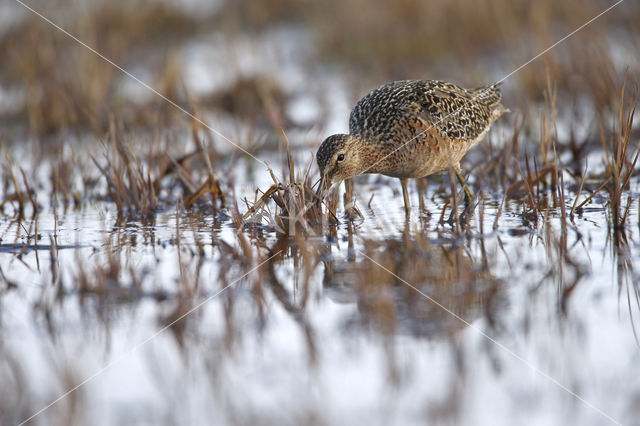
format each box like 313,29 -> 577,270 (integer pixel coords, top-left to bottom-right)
2,2 -> 640,424
2,166 -> 640,425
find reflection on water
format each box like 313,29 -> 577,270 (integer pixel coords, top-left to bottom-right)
322,222 -> 502,339
1,0 -> 640,422
1,178 -> 640,424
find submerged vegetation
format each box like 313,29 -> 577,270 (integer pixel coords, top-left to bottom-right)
1,0 -> 640,424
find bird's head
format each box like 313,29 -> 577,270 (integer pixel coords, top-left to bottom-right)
316,134 -> 363,195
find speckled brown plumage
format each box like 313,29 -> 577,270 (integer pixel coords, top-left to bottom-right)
316,79 -> 507,214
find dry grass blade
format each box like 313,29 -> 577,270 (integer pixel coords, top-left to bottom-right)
570,160 -> 588,217
513,159 -> 538,214
185,177 -> 218,207
505,164 -> 556,198
241,184 -> 282,221
1,1 -> 640,424
1,151 -> 27,216
574,177 -> 612,212
192,123 -> 225,207
600,78 -> 639,228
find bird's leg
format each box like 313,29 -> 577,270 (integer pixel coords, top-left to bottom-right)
343,178 -> 361,220
417,177 -> 427,214
447,166 -> 476,227
400,178 -> 411,216
454,166 -> 474,205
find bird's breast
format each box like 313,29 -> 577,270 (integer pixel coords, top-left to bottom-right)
368,134 -> 476,179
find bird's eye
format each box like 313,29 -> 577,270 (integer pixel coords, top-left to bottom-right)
337,154 -> 345,162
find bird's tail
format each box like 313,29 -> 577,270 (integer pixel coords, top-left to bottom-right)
474,83 -> 509,118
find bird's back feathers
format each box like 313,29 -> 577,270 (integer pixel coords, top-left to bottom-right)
349,80 -> 506,143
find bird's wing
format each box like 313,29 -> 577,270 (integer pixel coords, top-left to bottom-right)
404,82 -> 493,141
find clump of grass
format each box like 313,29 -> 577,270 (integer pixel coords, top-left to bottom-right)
0,149 -> 40,219
92,122 -> 160,217
241,173 -> 325,234
91,119 -> 226,217
600,80 -> 639,229
49,147 -> 102,211
241,139 -> 327,234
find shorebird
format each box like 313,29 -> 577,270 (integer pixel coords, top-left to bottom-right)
316,79 -> 507,216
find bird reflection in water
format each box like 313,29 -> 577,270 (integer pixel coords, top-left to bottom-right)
321,221 -> 503,338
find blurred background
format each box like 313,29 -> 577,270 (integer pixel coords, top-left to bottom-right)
1,1 -> 640,425
1,0 -> 638,143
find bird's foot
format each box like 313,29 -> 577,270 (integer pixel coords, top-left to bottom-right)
445,209 -> 460,228
445,195 -> 478,229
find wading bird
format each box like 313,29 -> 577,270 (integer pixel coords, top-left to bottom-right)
316,79 -> 507,216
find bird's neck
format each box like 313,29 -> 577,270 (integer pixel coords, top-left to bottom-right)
354,137 -> 389,175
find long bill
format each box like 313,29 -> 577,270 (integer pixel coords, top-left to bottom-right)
315,174 -> 328,202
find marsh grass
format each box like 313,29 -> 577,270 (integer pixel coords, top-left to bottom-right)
0,149 -> 40,219
87,117 -> 229,218
241,138 -> 327,234
219,0 -> 638,98
1,0 -> 640,423
601,80 -> 639,229
92,123 -> 159,217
